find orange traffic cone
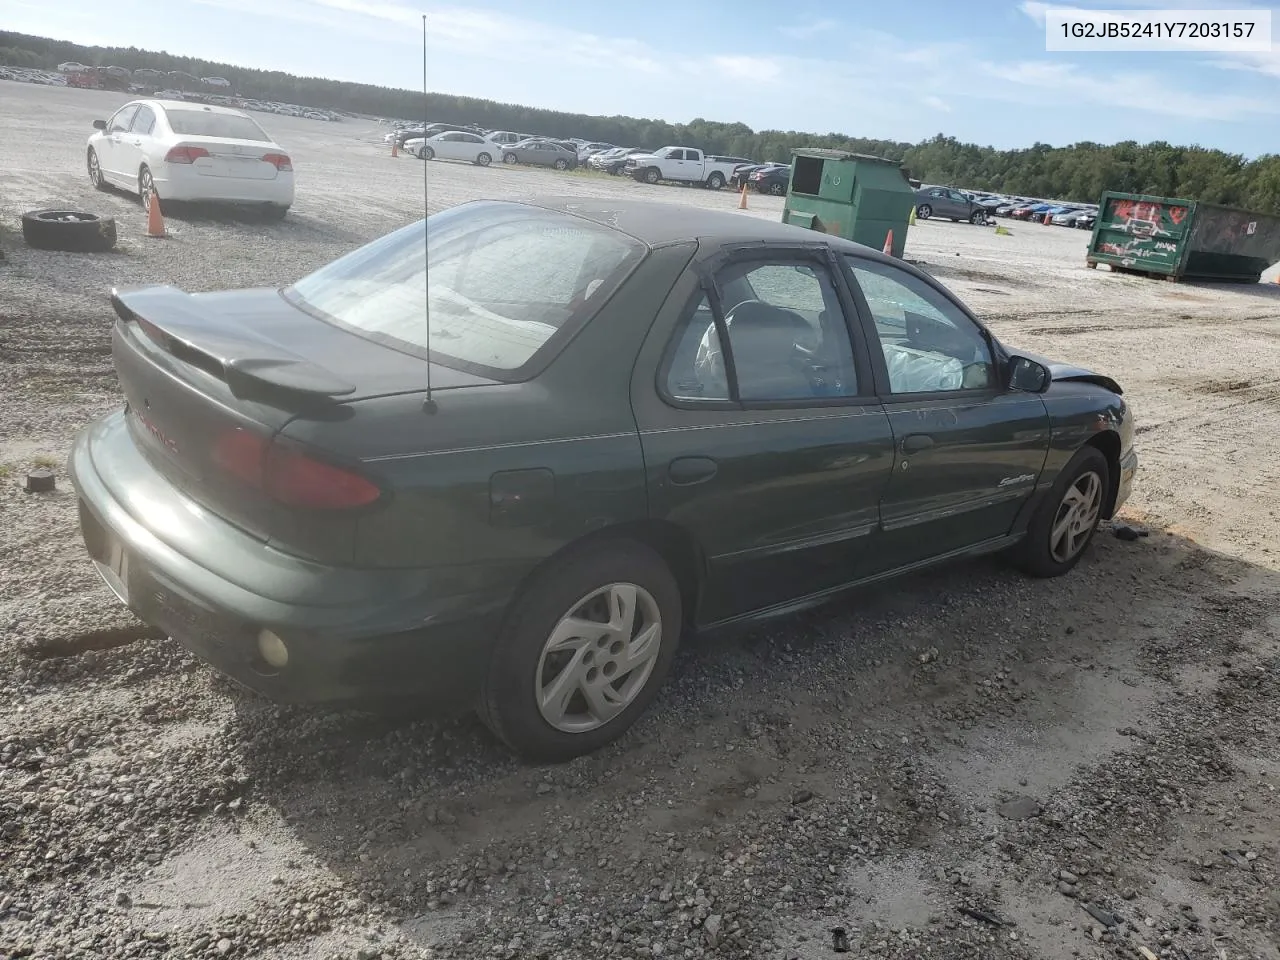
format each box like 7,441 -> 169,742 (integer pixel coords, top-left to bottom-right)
738,181 -> 748,209
145,190 -> 166,239
882,229 -> 894,256
391,140 -> 399,158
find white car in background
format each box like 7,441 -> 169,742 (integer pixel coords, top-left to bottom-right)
406,130 -> 502,166
86,99 -> 295,219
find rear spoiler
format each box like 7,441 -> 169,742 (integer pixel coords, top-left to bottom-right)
110,285 -> 356,400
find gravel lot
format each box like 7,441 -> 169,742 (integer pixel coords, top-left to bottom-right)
3,81 -> 1280,960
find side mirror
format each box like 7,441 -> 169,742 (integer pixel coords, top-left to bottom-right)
1006,355 -> 1050,393
93,119 -> 107,130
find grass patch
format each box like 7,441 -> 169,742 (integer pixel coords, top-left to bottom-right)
0,464 -> 12,479
32,454 -> 59,469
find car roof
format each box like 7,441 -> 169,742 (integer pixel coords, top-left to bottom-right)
511,196 -> 894,259
135,98 -> 252,118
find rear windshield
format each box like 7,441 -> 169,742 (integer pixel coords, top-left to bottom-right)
164,108 -> 270,141
282,201 -> 646,380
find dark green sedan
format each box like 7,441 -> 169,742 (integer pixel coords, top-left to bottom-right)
69,197 -> 1137,762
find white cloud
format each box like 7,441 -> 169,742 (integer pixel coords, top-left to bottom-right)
923,95 -> 951,112
781,18 -> 839,40
711,55 -> 782,82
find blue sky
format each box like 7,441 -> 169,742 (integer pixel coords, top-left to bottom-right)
7,0 -> 1279,155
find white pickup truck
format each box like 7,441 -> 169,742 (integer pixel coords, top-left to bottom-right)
624,146 -> 752,190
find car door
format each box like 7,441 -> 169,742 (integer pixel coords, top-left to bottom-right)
630,243 -> 896,625
948,190 -> 972,218
98,103 -> 140,183
841,254 -> 1051,572
115,103 -> 156,183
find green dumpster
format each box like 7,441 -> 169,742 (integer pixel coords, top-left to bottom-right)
1086,190 -> 1280,282
780,149 -> 916,258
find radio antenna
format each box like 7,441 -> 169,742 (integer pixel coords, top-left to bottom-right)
421,12 -> 436,414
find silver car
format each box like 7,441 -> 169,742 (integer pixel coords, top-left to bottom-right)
915,185 -> 989,224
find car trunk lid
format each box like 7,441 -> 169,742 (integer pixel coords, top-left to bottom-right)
108,284 -> 491,561
168,137 -> 286,180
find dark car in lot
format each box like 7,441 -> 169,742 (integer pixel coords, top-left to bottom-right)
502,139 -> 579,170
69,198 -> 1137,762
750,163 -> 791,195
915,185 -> 990,224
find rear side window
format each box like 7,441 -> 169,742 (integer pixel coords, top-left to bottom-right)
132,105 -> 156,135
283,201 -> 646,380
164,108 -> 270,141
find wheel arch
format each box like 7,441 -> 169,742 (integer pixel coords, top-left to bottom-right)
506,520 -> 707,633
1084,430 -> 1122,518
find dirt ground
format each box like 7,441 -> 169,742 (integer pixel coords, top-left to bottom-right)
2,81 -> 1279,960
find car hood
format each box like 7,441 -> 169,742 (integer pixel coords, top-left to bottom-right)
1011,348 -> 1123,394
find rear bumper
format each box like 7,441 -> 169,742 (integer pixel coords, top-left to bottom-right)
155,164 -> 295,206
68,410 -> 514,709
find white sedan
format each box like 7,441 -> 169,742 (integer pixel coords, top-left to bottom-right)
86,99 -> 295,219
408,131 -> 502,166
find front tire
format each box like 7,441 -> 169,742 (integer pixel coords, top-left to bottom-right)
553,158 -> 569,171
87,147 -> 106,190
916,203 -> 932,219
644,167 -> 660,185
1014,446 -> 1109,578
970,210 -> 986,225
476,152 -> 492,166
479,541 -> 682,763
769,182 -> 785,196
420,146 -> 434,160
503,153 -> 517,164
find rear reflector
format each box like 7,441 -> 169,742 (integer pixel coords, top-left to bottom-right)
164,145 -> 211,164
262,153 -> 292,171
213,427 -> 380,510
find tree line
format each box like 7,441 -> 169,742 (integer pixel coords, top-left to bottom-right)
5,30 -> 1279,213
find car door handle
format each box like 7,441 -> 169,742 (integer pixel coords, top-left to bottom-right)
901,434 -> 935,454
668,456 -> 717,485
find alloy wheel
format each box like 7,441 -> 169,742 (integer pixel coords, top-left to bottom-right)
1049,470 -> 1103,563
534,582 -> 663,734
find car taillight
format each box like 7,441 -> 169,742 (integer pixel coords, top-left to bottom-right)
213,428 -> 381,509
262,152 -> 292,171
164,144 -> 210,164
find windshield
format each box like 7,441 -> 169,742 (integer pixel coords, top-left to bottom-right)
283,201 -> 646,380
164,108 -> 270,141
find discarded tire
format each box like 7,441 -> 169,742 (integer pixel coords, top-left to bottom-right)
21,209 -> 117,253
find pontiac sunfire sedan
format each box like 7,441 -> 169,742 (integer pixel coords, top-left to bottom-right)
69,198 -> 1137,762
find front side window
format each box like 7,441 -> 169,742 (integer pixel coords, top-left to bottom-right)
108,105 -> 139,133
283,201 -> 646,379
163,108 -> 269,141
846,257 -> 995,394
664,258 -> 859,404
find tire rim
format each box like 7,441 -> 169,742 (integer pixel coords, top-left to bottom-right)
505,154 -> 516,164
535,582 -> 663,734
140,169 -> 154,209
555,159 -> 567,170
646,170 -> 659,183
1049,470 -> 1103,563
919,205 -> 931,218
88,150 -> 100,185
770,183 -> 784,196
478,153 -> 491,166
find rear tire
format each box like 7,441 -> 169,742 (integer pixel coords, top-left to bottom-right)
479,541 -> 682,763
1013,446 -> 1110,578
138,166 -> 155,211
262,204 -> 289,221
503,153 -> 517,164
554,158 -> 569,171
476,152 -> 492,166
706,172 -> 725,190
